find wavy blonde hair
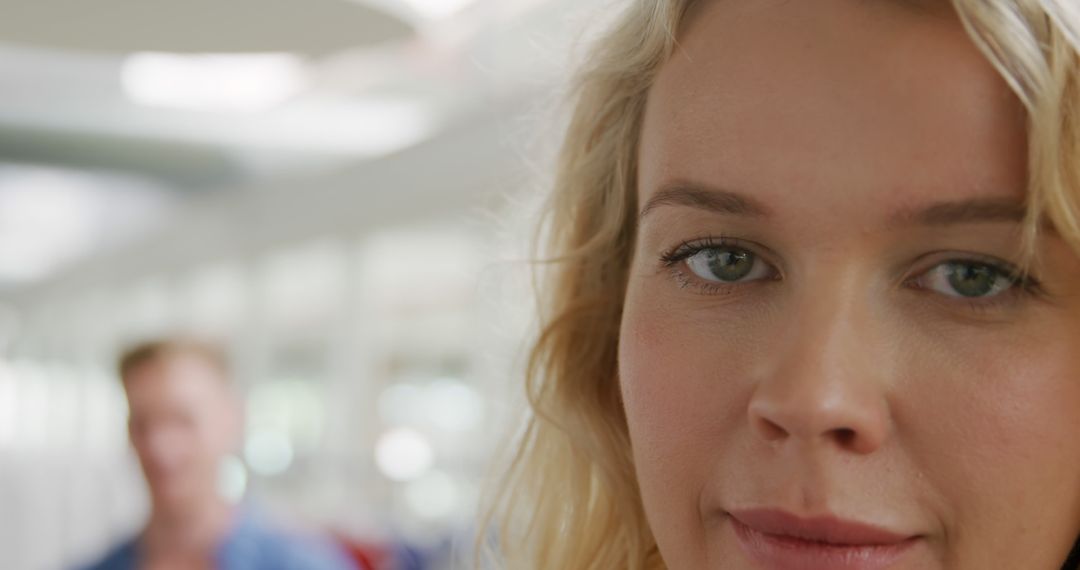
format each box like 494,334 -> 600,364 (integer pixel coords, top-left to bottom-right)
483,1 -> 1080,569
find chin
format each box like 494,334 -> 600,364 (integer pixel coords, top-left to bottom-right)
150,482 -> 198,510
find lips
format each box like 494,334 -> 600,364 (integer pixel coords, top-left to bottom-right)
728,509 -> 920,570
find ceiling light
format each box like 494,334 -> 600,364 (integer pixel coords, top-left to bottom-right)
352,0 -> 480,21
121,52 -> 308,113
218,455 -> 249,503
400,0 -> 479,19
404,470 -> 460,519
245,431 -> 295,477
375,427 -> 434,482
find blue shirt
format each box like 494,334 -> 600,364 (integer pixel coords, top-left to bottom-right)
78,507 -> 359,570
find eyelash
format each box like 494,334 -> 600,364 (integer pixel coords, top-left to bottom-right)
905,257 -> 1043,314
659,236 -> 778,295
658,236 -> 1045,312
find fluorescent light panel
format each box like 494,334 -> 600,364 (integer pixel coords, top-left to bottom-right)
121,52 -> 308,113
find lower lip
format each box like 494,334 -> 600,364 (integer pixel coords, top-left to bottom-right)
730,515 -> 918,570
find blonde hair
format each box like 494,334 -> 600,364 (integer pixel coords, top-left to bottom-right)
484,1 -> 1080,569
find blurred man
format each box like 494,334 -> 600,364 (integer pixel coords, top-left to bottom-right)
80,339 -> 358,570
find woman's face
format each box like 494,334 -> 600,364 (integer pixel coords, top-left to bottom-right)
619,1 -> 1080,569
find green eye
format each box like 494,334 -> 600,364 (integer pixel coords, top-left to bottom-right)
685,247 -> 769,283
921,261 -> 1014,299
947,263 -> 999,297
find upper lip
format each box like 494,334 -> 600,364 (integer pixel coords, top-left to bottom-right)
728,508 -> 916,546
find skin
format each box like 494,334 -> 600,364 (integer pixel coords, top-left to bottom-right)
124,353 -> 241,569
618,0 -> 1080,568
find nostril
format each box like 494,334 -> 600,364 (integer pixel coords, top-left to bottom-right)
833,427 -> 857,447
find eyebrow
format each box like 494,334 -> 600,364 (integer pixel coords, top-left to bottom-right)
639,181 -> 1030,228
889,198 -> 1028,227
638,182 -> 771,220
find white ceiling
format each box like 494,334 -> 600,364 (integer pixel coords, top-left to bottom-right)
0,0 -> 595,295
0,0 -> 413,56
0,0 -> 566,186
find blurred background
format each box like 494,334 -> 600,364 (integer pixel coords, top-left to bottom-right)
0,0 -> 601,567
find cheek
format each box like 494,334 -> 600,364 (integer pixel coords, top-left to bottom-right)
617,277 -> 769,562
196,407 -> 236,454
899,322 -> 1080,563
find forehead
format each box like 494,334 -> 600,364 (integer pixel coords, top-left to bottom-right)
639,0 -> 1027,223
124,354 -> 227,410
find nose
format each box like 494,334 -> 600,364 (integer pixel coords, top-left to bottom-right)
137,426 -> 185,474
747,282 -> 892,455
